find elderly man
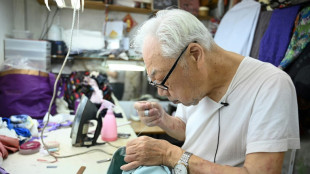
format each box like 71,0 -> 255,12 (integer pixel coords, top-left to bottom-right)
121,9 -> 300,174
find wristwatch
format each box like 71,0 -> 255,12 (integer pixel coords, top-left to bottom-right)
173,151 -> 192,174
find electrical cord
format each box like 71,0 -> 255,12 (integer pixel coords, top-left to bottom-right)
39,8 -> 50,40
214,102 -> 229,163
39,2 -> 112,162
213,107 -> 221,163
39,7 -> 59,40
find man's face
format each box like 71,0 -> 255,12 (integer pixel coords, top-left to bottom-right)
142,37 -> 203,106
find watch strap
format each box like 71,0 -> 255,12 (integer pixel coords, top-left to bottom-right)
179,151 -> 192,166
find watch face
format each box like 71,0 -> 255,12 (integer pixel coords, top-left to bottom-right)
174,164 -> 187,174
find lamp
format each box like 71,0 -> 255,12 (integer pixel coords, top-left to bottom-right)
104,60 -> 145,72
45,0 -> 84,11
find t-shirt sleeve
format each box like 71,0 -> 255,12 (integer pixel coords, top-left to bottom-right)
246,72 -> 300,154
175,104 -> 188,123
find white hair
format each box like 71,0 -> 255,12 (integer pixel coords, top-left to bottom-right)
132,9 -> 215,59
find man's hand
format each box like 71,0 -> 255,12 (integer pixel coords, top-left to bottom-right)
134,101 -> 167,127
120,136 -> 183,171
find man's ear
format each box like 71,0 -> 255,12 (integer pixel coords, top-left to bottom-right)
189,43 -> 204,63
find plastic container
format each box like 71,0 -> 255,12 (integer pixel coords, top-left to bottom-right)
101,109 -> 118,141
199,6 -> 209,17
4,39 -> 51,71
4,38 -> 51,51
99,100 -> 118,142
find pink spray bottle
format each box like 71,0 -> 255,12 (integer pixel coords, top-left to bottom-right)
99,99 -> 117,142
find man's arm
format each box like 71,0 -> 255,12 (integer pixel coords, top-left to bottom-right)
121,137 -> 285,174
158,114 -> 186,141
187,152 -> 285,174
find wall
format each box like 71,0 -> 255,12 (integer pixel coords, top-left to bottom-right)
0,0 -> 14,65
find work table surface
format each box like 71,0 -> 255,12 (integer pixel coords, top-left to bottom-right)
2,118 -> 136,174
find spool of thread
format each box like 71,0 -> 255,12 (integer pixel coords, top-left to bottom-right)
45,141 -> 60,149
19,141 -> 41,155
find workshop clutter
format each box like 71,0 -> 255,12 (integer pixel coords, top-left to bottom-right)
61,71 -> 114,113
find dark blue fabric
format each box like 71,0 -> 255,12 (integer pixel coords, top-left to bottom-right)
259,5 -> 300,66
13,127 -> 31,137
1,118 -> 13,130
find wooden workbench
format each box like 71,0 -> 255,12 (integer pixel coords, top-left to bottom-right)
130,120 -> 165,135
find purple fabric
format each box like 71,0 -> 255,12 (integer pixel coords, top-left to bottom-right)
258,5 -> 300,66
0,167 -> 9,174
37,119 -> 72,132
0,72 -> 57,119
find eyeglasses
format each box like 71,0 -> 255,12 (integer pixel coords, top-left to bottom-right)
148,42 -> 192,90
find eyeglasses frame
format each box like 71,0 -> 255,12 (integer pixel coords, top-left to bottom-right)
148,42 -> 196,90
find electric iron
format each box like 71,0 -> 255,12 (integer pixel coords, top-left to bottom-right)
70,95 -> 102,147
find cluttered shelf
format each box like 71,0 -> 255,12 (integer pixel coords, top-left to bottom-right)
37,0 -> 153,14
36,0 -> 210,20
52,55 -> 144,62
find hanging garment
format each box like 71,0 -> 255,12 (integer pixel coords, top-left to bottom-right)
285,43 -> 310,135
258,5 -> 300,66
62,71 -> 113,111
214,0 -> 261,56
278,7 -> 310,70
259,0 -> 309,11
249,10 -> 273,59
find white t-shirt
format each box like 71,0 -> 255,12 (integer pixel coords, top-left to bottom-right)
175,57 -> 300,166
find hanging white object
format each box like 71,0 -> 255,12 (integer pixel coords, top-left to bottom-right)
44,0 -> 84,11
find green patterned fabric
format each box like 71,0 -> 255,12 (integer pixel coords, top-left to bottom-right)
279,7 -> 310,70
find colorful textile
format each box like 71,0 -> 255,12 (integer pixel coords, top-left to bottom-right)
259,0 -> 292,11
279,7 -> 310,70
2,117 -> 32,137
62,71 -> 113,111
10,115 -> 33,129
258,5 -> 300,66
259,0 -> 308,11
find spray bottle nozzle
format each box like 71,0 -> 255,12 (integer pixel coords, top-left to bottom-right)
99,99 -> 114,112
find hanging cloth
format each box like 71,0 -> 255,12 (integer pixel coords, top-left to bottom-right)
214,0 -> 261,57
285,43 -> 310,135
249,10 -> 273,59
258,5 -> 300,66
278,6 -> 310,70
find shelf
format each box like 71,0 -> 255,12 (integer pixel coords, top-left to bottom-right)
37,0 -> 154,14
37,0 -> 210,19
51,55 -> 143,62
197,15 -> 210,20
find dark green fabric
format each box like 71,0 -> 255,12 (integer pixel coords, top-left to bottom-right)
107,146 -> 127,174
